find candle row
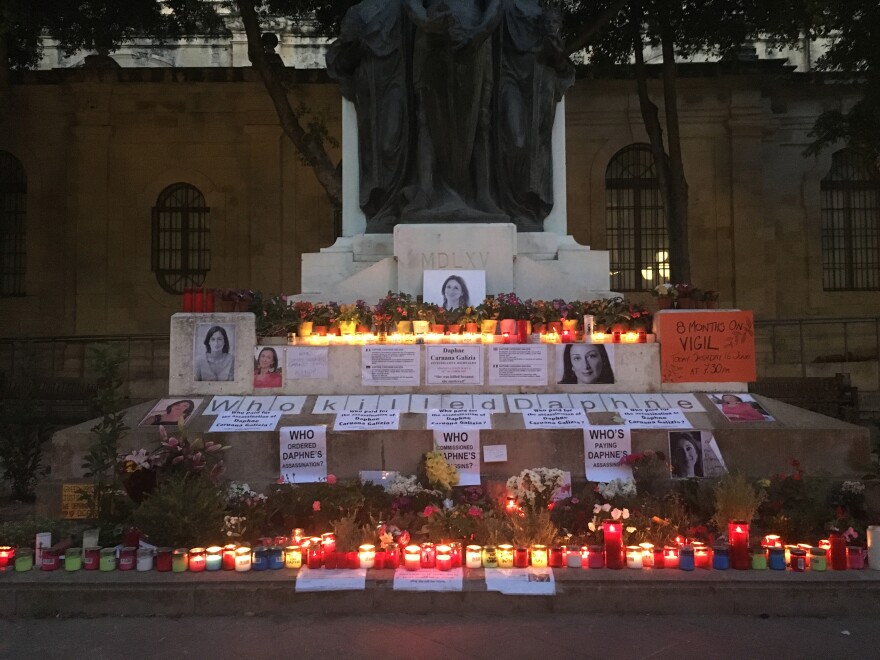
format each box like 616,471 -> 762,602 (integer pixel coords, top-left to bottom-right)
292,331 -> 649,347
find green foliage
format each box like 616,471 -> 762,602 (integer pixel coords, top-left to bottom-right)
508,510 -> 559,547
266,480 -> 390,534
132,473 -> 227,547
81,348 -> 128,521
249,291 -> 298,337
471,511 -> 514,546
0,391 -> 51,501
0,516 -> 85,547
755,460 -> 831,539
711,473 -> 766,530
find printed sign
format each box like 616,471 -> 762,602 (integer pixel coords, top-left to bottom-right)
279,426 -> 327,483
488,345 -> 548,386
334,410 -> 400,430
209,411 -> 282,432
619,408 -> 692,428
61,484 -> 94,520
522,408 -> 589,429
426,345 -> 483,384
484,568 -> 555,596
434,429 -> 481,486
295,567 -> 367,592
362,345 -> 420,386
427,410 -> 492,429
393,567 -> 464,592
583,426 -> 633,482
286,347 -> 329,380
483,444 -> 508,463
658,311 -> 756,383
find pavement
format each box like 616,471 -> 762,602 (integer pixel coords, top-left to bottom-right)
3,565 -> 880,619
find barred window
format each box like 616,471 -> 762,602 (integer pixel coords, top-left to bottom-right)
151,183 -> 211,294
821,149 -> 880,291
605,144 -> 669,291
0,151 -> 26,296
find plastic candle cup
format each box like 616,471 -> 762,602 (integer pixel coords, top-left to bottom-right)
829,534 -> 847,570
251,547 -> 268,571
385,545 -> 400,569
679,546 -> 695,571
155,547 -> 173,572
712,545 -> 730,570
482,545 -> 498,569
638,543 -> 655,568
603,521 -> 624,569
221,544 -> 237,570
652,549 -> 665,569
420,543 -> 436,569
625,546 -> 643,569
64,547 -> 83,572
359,544 -> 376,569
284,545 -> 302,569
693,544 -> 711,569
751,548 -> 768,570
867,526 -> 880,571
40,548 -> 60,571
137,548 -> 155,572
549,546 -> 564,568
465,545 -> 482,569
322,533 -> 336,555
205,546 -> 222,571
188,547 -> 207,572
497,544 -> 514,569
663,546 -> 679,570
322,550 -> 339,570
171,548 -> 188,573
728,521 -> 750,570
810,547 -> 827,572
449,542 -> 462,568
14,548 -> 34,572
790,548 -> 807,572
768,547 -> 786,571
268,546 -> 285,570
100,547 -> 117,572
306,545 -> 323,569
404,545 -> 421,571
0,546 -> 14,570
847,546 -> 865,570
530,545 -> 549,568
435,545 -> 452,571
234,546 -> 252,572
763,534 -> 782,548
117,546 -> 137,571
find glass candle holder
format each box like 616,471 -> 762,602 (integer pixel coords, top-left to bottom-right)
188,547 -> 207,573
625,546 -> 643,569
530,545 -> 549,568
118,546 -> 137,571
751,549 -> 768,570
603,521 -> 624,569
587,545 -> 605,569
435,545 -> 452,571
514,547 -> 530,569
481,545 -> 498,569
712,545 -> 730,570
0,546 -> 14,570
790,548 -> 807,572
768,547 -> 786,571
548,546 -> 564,568
14,548 -> 34,572
251,547 -> 268,571
100,547 -> 117,572
171,548 -> 188,573
810,547 -> 827,572
638,543 -> 655,568
205,546 -> 222,571
566,547 -> 582,568
385,544 -> 400,569
679,546 -> 695,571
359,544 -> 376,569
64,547 -> 83,572
222,544 -> 237,571
497,544 -> 514,569
663,546 -> 679,570
40,548 -> 60,572
137,548 -> 155,572
322,550 -> 339,570
420,543 -> 436,569
306,545 -> 323,569
847,546 -> 865,570
268,546 -> 285,570
404,545 -> 421,571
284,545 -> 302,569
235,546 -> 252,572
465,545 -> 482,569
321,533 -> 337,555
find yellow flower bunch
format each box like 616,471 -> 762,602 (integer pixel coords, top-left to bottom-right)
424,450 -> 459,492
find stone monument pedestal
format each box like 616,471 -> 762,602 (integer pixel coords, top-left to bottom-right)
296,223 -> 614,303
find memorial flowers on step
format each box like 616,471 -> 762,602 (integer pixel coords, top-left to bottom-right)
506,467 -> 566,512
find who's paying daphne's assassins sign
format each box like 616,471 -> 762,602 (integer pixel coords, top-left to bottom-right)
583,426 -> 632,483
279,426 -> 327,483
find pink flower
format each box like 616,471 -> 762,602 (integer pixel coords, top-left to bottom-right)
312,500 -> 321,512
276,477 -> 284,484
326,474 -> 337,485
467,506 -> 483,518
422,505 -> 438,517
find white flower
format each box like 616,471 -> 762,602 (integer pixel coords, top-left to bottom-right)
611,508 -> 622,521
588,522 -> 596,532
622,509 -> 630,520
593,504 -> 602,514
602,503 -> 611,512
443,498 -> 454,510
626,526 -> 636,534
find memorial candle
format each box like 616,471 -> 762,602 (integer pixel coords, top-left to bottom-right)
358,544 -> 376,569
566,546 -> 582,568
171,548 -> 188,573
155,547 -> 173,572
603,521 -> 624,569
768,547 -> 786,571
829,533 -> 847,570
420,542 -> 436,569
549,546 -> 564,568
482,545 -> 498,568
465,545 -> 482,569
284,544 -> 302,569
638,543 -> 655,568
679,546 -> 695,571
449,542 -> 461,568
268,546 -> 285,570
322,533 -> 336,554
847,546 -> 865,570
530,545 -> 549,568
117,546 -> 136,571
0,546 -> 13,570
14,548 -> 33,572
404,545 -> 421,571
306,544 -> 323,569
587,545 -> 605,569
663,546 -> 679,569
188,547 -> 207,572
100,547 -> 117,572
222,544 -> 237,570
385,544 -> 400,569
625,546 -> 643,569
751,548 -> 768,570
693,544 -> 711,569
436,545 -> 452,571
234,546 -> 252,572
497,544 -> 514,569
728,521 -> 750,570
40,548 -> 60,572
137,548 -> 155,572
809,547 -> 827,572
64,547 -> 83,572
205,546 -> 222,571
868,526 -> 880,571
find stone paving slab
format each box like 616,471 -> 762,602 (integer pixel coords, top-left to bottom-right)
3,568 -> 879,618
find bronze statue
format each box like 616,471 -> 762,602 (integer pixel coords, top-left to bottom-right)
327,0 -> 573,233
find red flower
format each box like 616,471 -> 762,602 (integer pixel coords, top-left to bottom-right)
326,474 -> 337,485
312,500 -> 321,512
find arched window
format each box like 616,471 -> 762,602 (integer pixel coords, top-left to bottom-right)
821,149 -> 880,290
0,151 -> 26,296
151,183 -> 211,294
605,144 -> 669,291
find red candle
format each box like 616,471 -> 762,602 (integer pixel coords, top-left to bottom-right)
561,330 -> 572,343
307,545 -> 323,569
829,533 -> 847,570
587,545 -> 605,569
83,546 -> 101,571
385,545 -> 400,569
0,546 -> 14,569
155,547 -> 173,572
728,521 -> 750,570
694,544 -> 712,569
549,546 -> 564,568
420,543 -> 436,569
653,549 -> 665,569
374,551 -> 386,570
663,546 -> 680,569
323,551 -> 338,569
118,546 -> 137,571
436,545 -> 452,571
40,548 -> 60,571
514,547 -> 529,568
347,551 -> 360,569
502,332 -> 511,344
188,547 -> 206,573
221,544 -> 237,570
612,331 -> 621,343
603,521 -> 624,569
449,542 -> 462,568
321,533 -> 336,554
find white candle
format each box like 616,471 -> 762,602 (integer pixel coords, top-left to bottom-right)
868,526 -> 880,570
626,546 -> 643,569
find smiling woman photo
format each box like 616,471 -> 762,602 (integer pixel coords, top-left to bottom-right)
670,431 -> 704,478
194,324 -> 235,381
558,343 -> 615,384
441,274 -> 470,311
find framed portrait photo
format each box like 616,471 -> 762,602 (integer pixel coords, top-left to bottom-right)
423,270 -> 486,312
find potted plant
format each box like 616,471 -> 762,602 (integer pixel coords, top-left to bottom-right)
675,283 -> 694,309
414,301 -> 442,334
291,301 -> 315,337
456,306 -> 479,333
374,291 -> 414,334
704,290 -> 720,309
475,295 -> 501,334
651,283 -> 677,310
335,302 -> 364,335
495,292 -> 528,336
309,302 -> 334,336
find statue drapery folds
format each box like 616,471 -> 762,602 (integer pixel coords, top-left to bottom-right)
327,0 -> 573,233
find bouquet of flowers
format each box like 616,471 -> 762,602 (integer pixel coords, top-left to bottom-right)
373,291 -> 414,325
506,467 -> 566,512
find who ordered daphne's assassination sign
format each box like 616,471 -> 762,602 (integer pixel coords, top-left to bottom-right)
279,426 -> 327,483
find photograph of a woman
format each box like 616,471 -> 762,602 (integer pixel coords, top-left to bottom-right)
254,346 -> 283,388
440,274 -> 470,311
194,324 -> 235,382
669,431 -> 704,478
557,344 -> 615,384
712,393 -> 773,422
139,398 -> 202,427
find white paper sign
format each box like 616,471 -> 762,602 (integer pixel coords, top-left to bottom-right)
334,410 -> 400,430
522,408 -> 589,429
483,444 -> 508,463
583,426 -> 634,483
484,568 -> 555,596
427,409 -> 492,429
204,396 -> 244,415
620,408 -> 692,428
488,345 -> 548,386
426,345 -> 483,384
433,429 -> 481,486
209,410 -> 282,432
286,347 -> 329,380
279,426 -> 327,483
295,567 -> 367,592
362,345 -> 420,386
393,567 -> 463,592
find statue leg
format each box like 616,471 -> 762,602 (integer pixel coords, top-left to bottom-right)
474,76 -> 504,214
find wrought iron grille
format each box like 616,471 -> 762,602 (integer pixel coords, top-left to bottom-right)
0,151 -> 26,296
605,144 -> 669,291
821,148 -> 880,291
151,183 -> 211,294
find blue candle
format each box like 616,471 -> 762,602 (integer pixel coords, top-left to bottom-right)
679,546 -> 695,571
268,546 -> 284,570
712,545 -> 729,570
768,547 -> 786,571
251,547 -> 268,571
205,546 -> 222,571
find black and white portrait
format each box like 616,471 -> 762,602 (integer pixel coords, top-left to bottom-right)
194,323 -> 236,382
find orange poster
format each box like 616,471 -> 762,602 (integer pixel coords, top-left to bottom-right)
658,311 -> 756,383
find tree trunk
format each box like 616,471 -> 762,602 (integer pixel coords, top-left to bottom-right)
235,0 -> 342,210
659,21 -> 691,284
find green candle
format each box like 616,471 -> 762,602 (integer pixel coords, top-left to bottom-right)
172,548 -> 188,573
99,548 -> 116,571
15,549 -> 34,572
65,547 -> 83,572
751,551 -> 767,570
